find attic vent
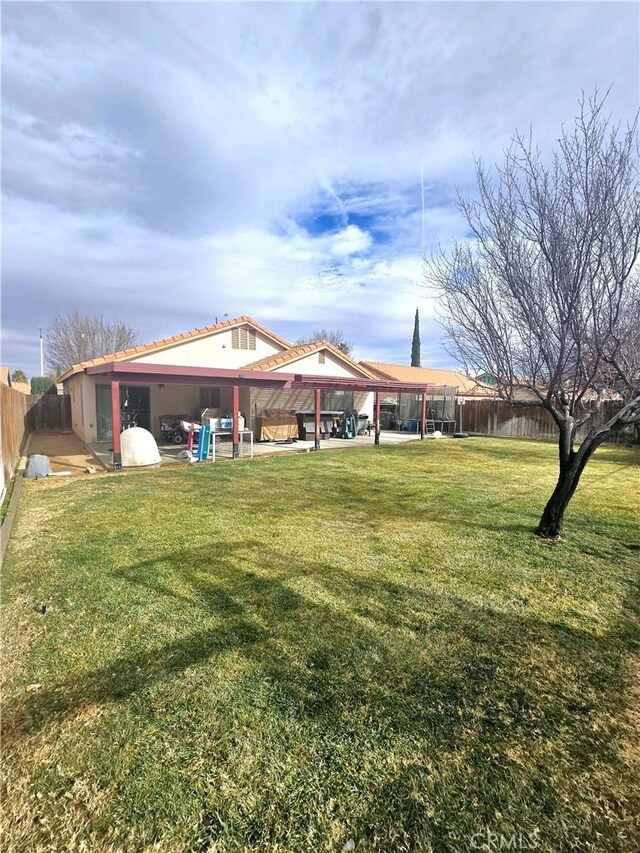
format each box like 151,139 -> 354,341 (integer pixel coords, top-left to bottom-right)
231,326 -> 256,350
318,351 -> 326,364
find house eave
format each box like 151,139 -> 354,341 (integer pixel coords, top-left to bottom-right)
80,361 -> 454,395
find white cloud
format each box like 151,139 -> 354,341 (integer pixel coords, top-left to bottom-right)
2,1 -> 638,376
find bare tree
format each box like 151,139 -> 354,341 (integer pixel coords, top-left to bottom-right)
428,92 -> 640,538
47,311 -> 138,375
296,328 -> 354,356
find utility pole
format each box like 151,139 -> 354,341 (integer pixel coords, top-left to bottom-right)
39,328 -> 44,376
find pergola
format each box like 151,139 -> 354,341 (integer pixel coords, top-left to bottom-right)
86,361 -> 454,469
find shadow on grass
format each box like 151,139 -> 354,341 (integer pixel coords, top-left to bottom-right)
6,542 -> 637,750
3,619 -> 266,738
592,446 -> 640,466
4,541 -> 639,850
286,443 -> 637,536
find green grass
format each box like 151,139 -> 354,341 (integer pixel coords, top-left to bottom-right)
2,438 -> 639,852
1,460 -> 20,524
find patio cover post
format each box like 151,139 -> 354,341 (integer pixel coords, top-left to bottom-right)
314,388 -> 321,451
374,391 -> 381,445
420,390 -> 426,439
232,385 -> 240,458
441,386 -> 447,432
111,380 -> 122,471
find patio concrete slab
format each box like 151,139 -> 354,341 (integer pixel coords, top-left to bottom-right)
89,430 -> 424,469
25,433 -> 107,475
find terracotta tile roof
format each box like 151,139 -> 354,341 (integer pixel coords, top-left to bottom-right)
57,316 -> 293,382
360,362 -> 497,396
245,340 -> 376,378
581,387 -> 623,402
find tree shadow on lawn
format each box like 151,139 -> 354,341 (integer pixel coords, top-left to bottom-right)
302,459 -> 635,537
4,543 -> 639,849
591,446 -> 640,466
286,481 -> 540,536
6,542 -> 637,745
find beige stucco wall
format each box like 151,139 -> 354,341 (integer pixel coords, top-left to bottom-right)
66,376 -> 213,442
65,373 -> 102,443
154,385 -> 247,433
148,384 -> 202,436
130,327 -> 284,369
132,384 -> 243,437
65,376 -> 253,442
361,392 -> 374,419
269,350 -> 365,378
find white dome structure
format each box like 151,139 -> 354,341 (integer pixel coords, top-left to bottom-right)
120,427 -> 161,467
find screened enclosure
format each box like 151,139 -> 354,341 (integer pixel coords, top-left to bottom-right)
395,386 -> 456,432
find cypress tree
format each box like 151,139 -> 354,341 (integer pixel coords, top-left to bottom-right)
411,308 -> 421,366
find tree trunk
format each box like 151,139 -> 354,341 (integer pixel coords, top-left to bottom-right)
535,429 -> 606,539
535,459 -> 583,538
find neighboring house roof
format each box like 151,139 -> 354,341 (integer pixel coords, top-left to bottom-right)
0,367 -> 30,394
58,316 -> 293,382
360,362 -> 496,396
475,372 -> 624,402
578,387 -> 624,403
244,340 -> 376,378
475,372 -> 534,387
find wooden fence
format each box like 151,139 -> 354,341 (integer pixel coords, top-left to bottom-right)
0,387 -> 71,497
1,385 -> 29,496
26,392 -> 71,432
460,399 -> 637,444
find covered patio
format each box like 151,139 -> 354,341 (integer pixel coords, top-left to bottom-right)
88,428 -> 424,468
85,361 -> 452,470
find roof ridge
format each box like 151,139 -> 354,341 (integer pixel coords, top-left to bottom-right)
362,361 -> 497,394
361,360 -> 472,374
244,339 -> 376,378
58,315 -> 292,382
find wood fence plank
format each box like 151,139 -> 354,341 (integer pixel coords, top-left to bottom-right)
462,399 -> 633,444
1,389 -> 72,491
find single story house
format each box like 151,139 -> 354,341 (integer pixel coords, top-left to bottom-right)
58,316 -> 382,445
58,316 -> 461,466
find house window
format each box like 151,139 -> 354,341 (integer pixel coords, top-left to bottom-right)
321,390 -> 354,411
200,387 -> 221,408
231,326 -> 256,350
318,351 -> 326,364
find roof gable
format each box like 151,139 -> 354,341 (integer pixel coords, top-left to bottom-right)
58,316 -> 292,382
245,341 -> 376,378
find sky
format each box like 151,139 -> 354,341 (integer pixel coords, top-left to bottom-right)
2,1 -> 639,379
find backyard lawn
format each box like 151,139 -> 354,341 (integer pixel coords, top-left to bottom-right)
2,437 -> 639,852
